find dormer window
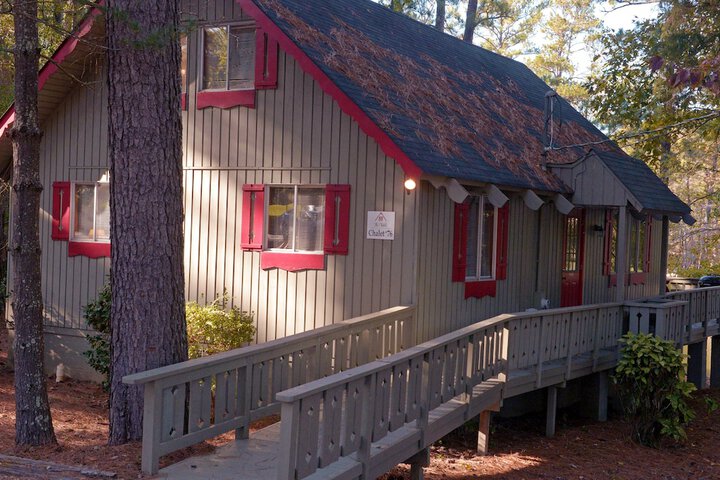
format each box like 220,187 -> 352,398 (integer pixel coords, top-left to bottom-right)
202,25 -> 255,91
194,24 -> 278,110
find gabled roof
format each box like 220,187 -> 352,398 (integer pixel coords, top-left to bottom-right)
595,150 -> 691,215
245,0 -> 627,193
0,0 -> 691,217
0,6 -> 105,174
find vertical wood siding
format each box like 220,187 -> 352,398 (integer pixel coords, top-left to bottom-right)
16,0 -> 667,349
12,65 -> 111,333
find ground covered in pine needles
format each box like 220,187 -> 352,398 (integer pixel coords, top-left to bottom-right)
1,326 -> 719,479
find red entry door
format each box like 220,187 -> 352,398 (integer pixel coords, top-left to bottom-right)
561,209 -> 585,307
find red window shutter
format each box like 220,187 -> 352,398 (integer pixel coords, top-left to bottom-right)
241,184 -> 264,250
644,216 -> 653,272
603,209 -> 613,276
452,202 -> 469,282
51,181 -> 70,240
324,184 -> 351,255
255,28 -> 278,90
495,203 -> 510,280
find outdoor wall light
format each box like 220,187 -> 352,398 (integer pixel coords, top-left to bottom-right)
404,178 -> 417,191
591,224 -> 604,234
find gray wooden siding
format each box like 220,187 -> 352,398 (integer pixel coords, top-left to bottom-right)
11,0 -> 666,350
11,68 -> 112,334
415,187 -> 566,342
415,190 -> 665,343
20,10 -> 417,344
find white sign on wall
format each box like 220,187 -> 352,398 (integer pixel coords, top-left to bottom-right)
367,211 -> 395,240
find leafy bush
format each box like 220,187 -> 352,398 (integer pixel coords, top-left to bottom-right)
83,283 -> 255,385
613,332 -> 696,447
83,282 -> 112,390
186,293 -> 255,359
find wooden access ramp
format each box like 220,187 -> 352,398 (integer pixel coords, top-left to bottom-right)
130,288 -> 720,480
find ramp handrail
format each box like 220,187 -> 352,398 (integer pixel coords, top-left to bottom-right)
123,305 -> 416,474
275,302 -> 627,480
664,285 -> 720,340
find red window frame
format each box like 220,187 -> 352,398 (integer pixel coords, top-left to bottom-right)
196,25 -> 279,110
51,180 -> 111,259
240,183 -> 351,271
603,209 -> 651,286
452,197 -> 509,299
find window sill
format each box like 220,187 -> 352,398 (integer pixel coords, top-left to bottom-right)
260,251 -> 325,272
607,273 -> 646,286
464,280 -> 496,299
197,90 -> 255,110
69,241 -> 110,259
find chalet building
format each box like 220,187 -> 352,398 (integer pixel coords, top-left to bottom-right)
0,0 -> 693,381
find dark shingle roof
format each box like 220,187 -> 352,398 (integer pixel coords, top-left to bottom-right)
252,0 -> 624,191
596,150 -> 690,215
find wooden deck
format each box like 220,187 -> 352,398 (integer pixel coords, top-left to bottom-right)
126,289 -> 720,480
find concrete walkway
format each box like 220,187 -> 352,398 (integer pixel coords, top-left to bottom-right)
154,423 -> 281,480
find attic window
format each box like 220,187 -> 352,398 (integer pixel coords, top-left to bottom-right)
195,25 -> 278,110
202,25 -> 255,91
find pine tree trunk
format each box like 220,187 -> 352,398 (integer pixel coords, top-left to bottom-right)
10,0 -> 57,446
464,0 -> 478,43
435,0 -> 446,31
106,0 -> 187,444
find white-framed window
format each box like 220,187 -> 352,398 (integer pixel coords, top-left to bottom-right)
265,185 -> 325,253
71,181 -> 110,243
201,24 -> 255,91
465,195 -> 497,280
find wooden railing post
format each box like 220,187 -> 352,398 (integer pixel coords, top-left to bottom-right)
358,373 -> 377,479
276,401 -> 301,480
141,381 -> 162,475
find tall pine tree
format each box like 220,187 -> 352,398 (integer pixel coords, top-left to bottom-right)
106,0 -> 187,443
10,0 -> 57,446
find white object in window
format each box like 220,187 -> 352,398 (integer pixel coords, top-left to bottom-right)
266,186 -> 325,252
71,182 -> 110,243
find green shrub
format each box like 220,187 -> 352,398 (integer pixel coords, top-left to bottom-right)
613,332 -> 696,447
83,285 -> 255,382
186,293 -> 255,359
83,282 -> 112,390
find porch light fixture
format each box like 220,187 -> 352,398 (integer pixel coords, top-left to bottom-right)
404,178 -> 417,191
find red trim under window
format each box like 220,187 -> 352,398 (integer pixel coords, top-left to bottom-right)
69,241 -> 110,259
181,93 -> 187,111
324,185 -> 351,255
237,0 -> 423,181
260,252 -> 324,272
51,182 -> 71,240
197,90 -> 256,110
241,184 -> 265,250
465,280 -> 496,299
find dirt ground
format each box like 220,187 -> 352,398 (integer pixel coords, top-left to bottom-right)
1,326 -> 719,479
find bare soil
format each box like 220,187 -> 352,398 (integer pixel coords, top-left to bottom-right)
1,326 -> 719,479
